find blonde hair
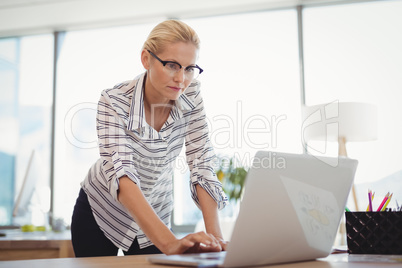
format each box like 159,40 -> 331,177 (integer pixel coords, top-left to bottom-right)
143,20 -> 200,54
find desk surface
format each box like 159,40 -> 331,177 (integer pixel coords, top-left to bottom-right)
1,253 -> 401,268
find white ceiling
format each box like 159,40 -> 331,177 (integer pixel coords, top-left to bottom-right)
0,0 -> 371,38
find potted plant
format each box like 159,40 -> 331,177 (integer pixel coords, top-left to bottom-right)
215,156 -> 248,202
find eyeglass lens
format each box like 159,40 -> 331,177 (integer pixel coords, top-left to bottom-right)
164,62 -> 201,80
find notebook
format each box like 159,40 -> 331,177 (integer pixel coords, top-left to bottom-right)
148,150 -> 358,267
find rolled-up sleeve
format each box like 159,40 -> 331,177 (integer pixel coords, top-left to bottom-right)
185,88 -> 228,210
97,91 -> 141,201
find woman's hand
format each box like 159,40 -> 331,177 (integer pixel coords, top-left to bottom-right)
164,231 -> 224,255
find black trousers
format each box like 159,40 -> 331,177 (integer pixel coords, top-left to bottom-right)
71,188 -> 161,257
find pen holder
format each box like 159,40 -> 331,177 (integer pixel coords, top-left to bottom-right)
345,211 -> 402,254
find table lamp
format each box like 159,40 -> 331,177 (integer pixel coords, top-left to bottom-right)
301,101 -> 377,210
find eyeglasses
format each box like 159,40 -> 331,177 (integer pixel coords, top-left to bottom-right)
147,50 -> 203,80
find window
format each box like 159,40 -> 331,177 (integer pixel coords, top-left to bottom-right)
0,37 -> 19,225
0,35 -> 53,226
303,0 -> 402,209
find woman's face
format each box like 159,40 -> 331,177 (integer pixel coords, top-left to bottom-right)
143,41 -> 198,103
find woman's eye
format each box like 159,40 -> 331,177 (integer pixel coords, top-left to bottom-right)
185,67 -> 195,73
166,63 -> 180,71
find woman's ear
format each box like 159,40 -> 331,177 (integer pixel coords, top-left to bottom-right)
141,49 -> 150,70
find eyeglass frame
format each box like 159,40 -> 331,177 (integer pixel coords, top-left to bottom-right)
147,49 -> 203,79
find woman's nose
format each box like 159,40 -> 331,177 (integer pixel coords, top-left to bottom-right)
173,69 -> 185,83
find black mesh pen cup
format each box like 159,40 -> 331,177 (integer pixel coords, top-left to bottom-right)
345,211 -> 402,254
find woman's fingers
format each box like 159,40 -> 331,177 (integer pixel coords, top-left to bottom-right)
187,232 -> 213,246
181,232 -> 223,253
217,238 -> 228,251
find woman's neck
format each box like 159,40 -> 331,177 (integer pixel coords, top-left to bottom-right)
143,77 -> 173,132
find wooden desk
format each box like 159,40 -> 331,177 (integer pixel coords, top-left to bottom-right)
0,253 -> 401,268
0,229 -> 74,260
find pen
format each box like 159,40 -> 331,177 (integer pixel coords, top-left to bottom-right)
381,193 -> 393,211
345,207 -> 351,212
368,190 -> 373,212
377,192 -> 390,211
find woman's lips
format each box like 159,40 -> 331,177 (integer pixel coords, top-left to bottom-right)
168,86 -> 181,92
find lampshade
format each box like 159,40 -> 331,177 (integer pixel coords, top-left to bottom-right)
302,102 -> 377,143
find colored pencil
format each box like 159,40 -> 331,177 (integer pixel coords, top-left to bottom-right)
368,190 -> 373,212
366,191 -> 374,212
381,193 -> 393,211
377,192 -> 390,211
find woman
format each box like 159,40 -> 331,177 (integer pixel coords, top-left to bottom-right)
71,19 -> 228,257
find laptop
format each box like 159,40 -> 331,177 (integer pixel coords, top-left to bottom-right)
148,150 -> 358,267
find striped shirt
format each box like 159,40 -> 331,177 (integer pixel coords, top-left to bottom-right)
81,72 -> 228,251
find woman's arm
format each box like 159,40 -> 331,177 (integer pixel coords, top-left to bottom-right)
118,176 -> 222,254
196,185 -> 228,250
184,85 -> 228,211
196,185 -> 222,237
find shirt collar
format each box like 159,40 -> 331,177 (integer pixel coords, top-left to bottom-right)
127,73 -> 197,132
127,73 -> 146,132
176,90 -> 196,111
